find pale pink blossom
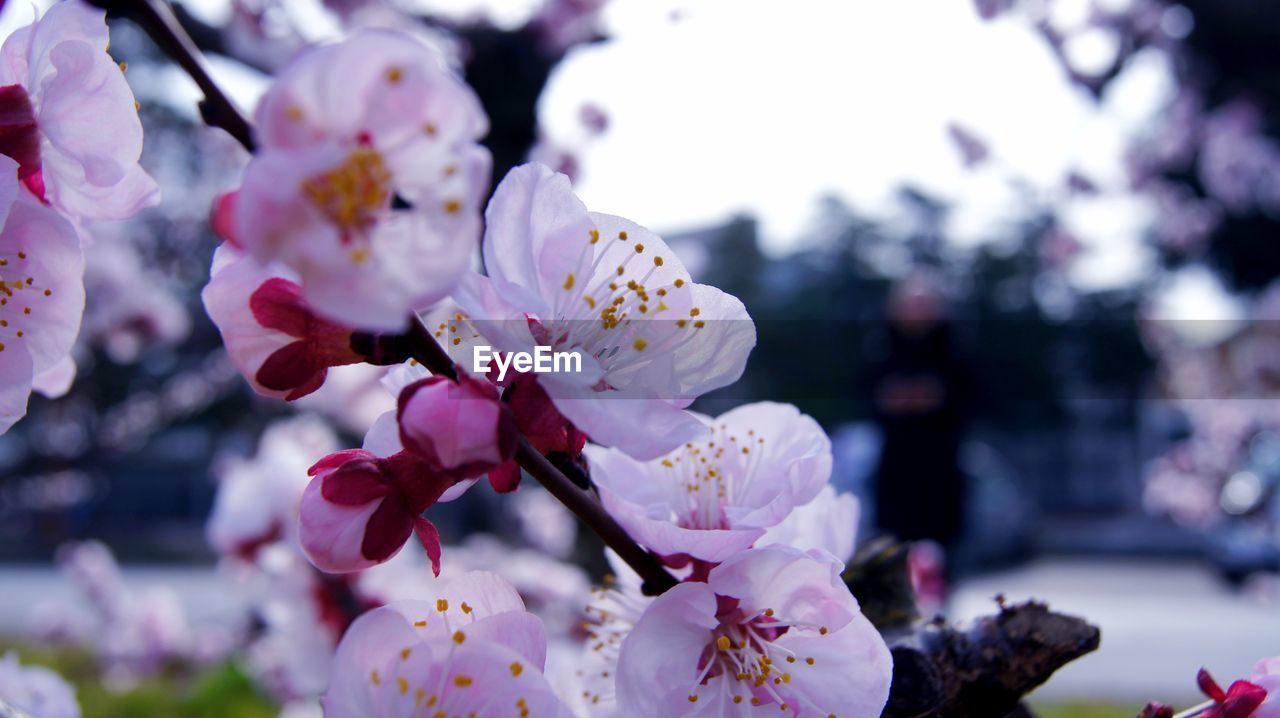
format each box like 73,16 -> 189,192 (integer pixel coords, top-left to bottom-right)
1252,656 -> 1280,718
323,572 -> 571,718
81,238 -> 190,364
457,163 -> 755,460
0,0 -> 159,221
207,416 -> 340,558
587,402 -> 831,563
228,30 -> 489,331
757,485 -> 860,563
615,546 -> 892,717
298,448 -> 451,574
202,245 -> 370,401
0,652 -> 80,718
0,157 -> 85,434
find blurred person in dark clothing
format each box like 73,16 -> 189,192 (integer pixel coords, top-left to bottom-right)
869,276 -> 975,557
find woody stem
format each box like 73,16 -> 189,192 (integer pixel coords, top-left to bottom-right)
105,0 -> 679,596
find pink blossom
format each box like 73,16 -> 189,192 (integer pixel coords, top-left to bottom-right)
202,245 -> 371,401
0,157 -> 85,434
207,416 -> 339,558
615,546 -> 892,717
587,402 -> 831,563
397,372 -> 518,484
228,30 -> 489,331
0,0 -> 159,221
323,572 -> 571,718
0,651 -> 80,718
298,448 -> 454,575
757,485 -> 860,563
456,163 -> 755,460
1196,668 -> 1268,718
1251,657 -> 1280,718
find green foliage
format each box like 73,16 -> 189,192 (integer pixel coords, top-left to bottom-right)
0,641 -> 277,718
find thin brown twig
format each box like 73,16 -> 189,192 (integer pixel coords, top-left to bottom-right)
88,0 -> 255,150
104,0 -> 679,595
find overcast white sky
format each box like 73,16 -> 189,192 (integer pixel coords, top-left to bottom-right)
0,0 -> 1192,294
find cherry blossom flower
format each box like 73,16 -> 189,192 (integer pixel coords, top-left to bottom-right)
0,0 -> 159,221
207,416 -> 339,558
202,245 -> 382,401
0,652 -> 80,718
586,402 -> 831,563
228,29 -> 489,331
456,162 -> 755,460
298,385 -> 513,576
298,447 -> 453,575
323,572 -> 572,718
1252,657 -> 1280,718
0,156 -> 85,434
615,546 -> 892,717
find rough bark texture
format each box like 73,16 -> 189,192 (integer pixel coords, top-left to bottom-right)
844,539 -> 1101,718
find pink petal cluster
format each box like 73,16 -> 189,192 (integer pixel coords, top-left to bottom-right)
456,162 -> 755,461
397,372 -> 519,485
225,29 -> 489,331
587,402 -> 833,563
1251,657 -> 1280,718
616,546 -> 891,717
0,155 -> 84,434
300,373 -> 518,575
203,245 -> 375,401
323,572 -> 571,718
0,1 -> 162,434
0,0 -> 159,222
300,448 -> 454,575
207,416 -> 340,559
0,651 -> 80,718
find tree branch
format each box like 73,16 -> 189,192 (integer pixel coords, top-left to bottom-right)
404,319 -> 679,595
89,0 -> 255,150
103,0 -> 680,595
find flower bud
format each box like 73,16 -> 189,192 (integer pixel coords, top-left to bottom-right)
397,372 -> 517,480
298,449 -> 453,575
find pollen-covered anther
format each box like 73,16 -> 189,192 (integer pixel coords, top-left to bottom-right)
453,674 -> 473,687
452,630 -> 466,644
436,599 -> 449,612
301,148 -> 392,232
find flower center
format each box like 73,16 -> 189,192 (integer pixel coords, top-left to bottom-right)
301,148 -> 392,236
0,250 -> 52,354
547,227 -> 708,375
689,608 -> 831,713
659,423 -> 767,530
